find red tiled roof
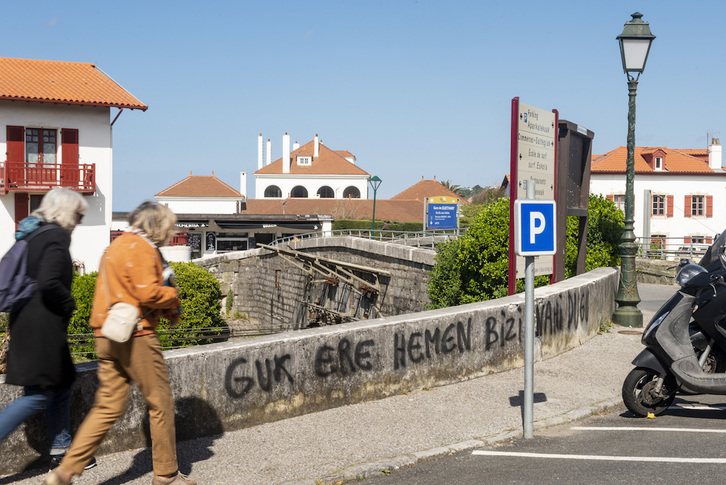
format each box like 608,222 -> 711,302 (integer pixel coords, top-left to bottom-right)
254,139 -> 368,176
244,198 -> 424,223
391,178 -> 467,203
591,146 -> 717,174
0,57 -> 146,110
155,173 -> 242,197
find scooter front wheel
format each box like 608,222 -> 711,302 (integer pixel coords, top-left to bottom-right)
622,367 -> 676,417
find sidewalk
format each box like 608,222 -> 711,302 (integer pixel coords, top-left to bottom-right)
2,284 -> 676,485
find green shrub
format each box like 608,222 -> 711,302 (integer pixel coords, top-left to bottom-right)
68,272 -> 98,359
156,262 -> 225,349
427,195 -> 623,308
332,219 -> 424,232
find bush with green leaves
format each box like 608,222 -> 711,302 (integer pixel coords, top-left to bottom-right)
427,195 -> 623,308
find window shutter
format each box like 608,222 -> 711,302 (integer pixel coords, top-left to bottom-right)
684,195 -> 691,217
707,195 -> 713,217
6,125 -> 24,163
14,193 -> 29,225
707,236 -> 713,244
684,236 -> 691,244
606,194 -> 614,202
667,195 -> 674,217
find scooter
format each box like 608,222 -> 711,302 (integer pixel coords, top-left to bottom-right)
622,231 -> 726,417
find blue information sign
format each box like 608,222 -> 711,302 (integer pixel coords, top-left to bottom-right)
426,197 -> 458,230
514,200 -> 556,256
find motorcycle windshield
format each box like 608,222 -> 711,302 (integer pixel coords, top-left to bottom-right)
699,231 -> 726,271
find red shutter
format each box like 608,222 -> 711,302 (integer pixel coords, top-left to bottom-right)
684,195 -> 691,217
707,236 -> 713,244
6,125 -> 24,162
667,195 -> 674,217
684,236 -> 691,244
707,195 -> 713,217
14,193 -> 28,226
61,128 -> 79,186
606,194 -> 614,202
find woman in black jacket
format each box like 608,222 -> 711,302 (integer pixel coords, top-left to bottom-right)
0,188 -> 88,467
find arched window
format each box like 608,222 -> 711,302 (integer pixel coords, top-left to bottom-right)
291,185 -> 308,198
343,186 -> 361,199
317,186 -> 334,198
264,185 -> 282,198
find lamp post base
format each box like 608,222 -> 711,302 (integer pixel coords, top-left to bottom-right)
612,305 -> 643,327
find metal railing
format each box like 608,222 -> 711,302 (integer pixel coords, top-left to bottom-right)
636,237 -> 711,261
271,228 -> 466,249
0,160 -> 95,194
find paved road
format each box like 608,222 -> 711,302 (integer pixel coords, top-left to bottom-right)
0,283 -> 676,485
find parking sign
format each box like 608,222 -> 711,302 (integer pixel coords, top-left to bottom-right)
514,200 -> 556,256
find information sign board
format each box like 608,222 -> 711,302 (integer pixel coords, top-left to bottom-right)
425,196 -> 459,230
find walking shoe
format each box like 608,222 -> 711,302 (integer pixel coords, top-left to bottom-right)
151,472 -> 198,485
42,469 -> 71,485
49,455 -> 97,471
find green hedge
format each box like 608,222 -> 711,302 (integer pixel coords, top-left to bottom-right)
333,219 -> 424,232
67,262 -> 225,359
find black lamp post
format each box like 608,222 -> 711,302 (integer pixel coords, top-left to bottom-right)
369,175 -> 382,231
613,12 -> 655,327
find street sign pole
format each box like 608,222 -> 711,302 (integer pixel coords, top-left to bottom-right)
524,179 -> 535,439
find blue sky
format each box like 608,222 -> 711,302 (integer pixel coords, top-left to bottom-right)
6,1 -> 726,210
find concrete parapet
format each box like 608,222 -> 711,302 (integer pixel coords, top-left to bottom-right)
0,267 -> 617,477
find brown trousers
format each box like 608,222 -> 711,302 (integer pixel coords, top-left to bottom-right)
62,334 -> 178,476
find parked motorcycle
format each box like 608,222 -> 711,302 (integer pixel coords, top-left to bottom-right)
622,231 -> 726,417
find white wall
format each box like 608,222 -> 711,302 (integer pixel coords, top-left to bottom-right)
255,174 -> 369,200
0,102 -> 113,272
155,196 -> 241,214
590,173 -> 726,243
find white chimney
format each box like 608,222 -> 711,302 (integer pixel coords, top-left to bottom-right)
266,139 -> 272,166
314,134 -> 319,157
709,138 -> 722,170
257,134 -> 263,170
240,171 -> 247,197
293,141 -> 300,151
282,133 -> 291,174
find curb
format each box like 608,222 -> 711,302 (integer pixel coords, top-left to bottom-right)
282,397 -> 624,485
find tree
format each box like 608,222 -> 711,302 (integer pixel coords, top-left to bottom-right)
427,195 -> 623,308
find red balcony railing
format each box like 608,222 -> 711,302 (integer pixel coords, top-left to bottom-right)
0,160 -> 95,195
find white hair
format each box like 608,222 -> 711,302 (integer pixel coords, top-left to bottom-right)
31,188 -> 89,231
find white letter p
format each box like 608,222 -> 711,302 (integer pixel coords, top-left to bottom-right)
530,212 -> 545,244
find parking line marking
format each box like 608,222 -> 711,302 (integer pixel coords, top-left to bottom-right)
572,426 -> 726,434
472,450 -> 726,463
671,404 -> 726,411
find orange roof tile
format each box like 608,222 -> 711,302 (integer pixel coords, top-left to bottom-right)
591,146 -> 717,174
254,139 -> 369,176
244,198 -> 425,223
391,178 -> 467,203
155,173 -> 242,197
0,57 -> 146,110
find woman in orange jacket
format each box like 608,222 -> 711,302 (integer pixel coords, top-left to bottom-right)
45,201 -> 197,485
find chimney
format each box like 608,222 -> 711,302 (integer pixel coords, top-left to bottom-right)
314,134 -> 319,158
293,141 -> 300,151
240,171 -> 247,197
709,138 -> 722,170
282,133 -> 291,174
257,134 -> 263,170
266,139 -> 272,166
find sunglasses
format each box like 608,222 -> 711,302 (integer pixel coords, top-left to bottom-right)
76,212 -> 85,224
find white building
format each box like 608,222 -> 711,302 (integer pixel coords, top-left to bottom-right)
0,57 -> 146,272
155,171 -> 245,214
253,133 -> 370,200
590,139 -> 725,253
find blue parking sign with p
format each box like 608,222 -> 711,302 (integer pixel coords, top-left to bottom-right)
514,200 -> 556,256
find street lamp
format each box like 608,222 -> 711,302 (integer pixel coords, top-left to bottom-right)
368,175 -> 382,231
613,12 -> 655,327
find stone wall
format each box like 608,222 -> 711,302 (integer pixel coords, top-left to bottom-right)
199,237 -> 438,331
0,267 -> 617,477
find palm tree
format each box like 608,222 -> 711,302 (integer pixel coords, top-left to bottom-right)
441,180 -> 462,195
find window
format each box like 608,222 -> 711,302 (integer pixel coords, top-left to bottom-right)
264,185 -> 282,198
297,156 -> 312,166
613,195 -> 625,212
343,186 -> 361,199
26,128 -> 57,165
654,156 -> 663,170
690,236 -> 705,244
652,195 -> 665,216
290,185 -> 308,198
317,186 -> 334,198
691,195 -> 704,216
216,232 -> 249,253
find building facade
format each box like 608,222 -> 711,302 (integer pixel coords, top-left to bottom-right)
590,139 -> 725,254
0,57 -> 146,272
